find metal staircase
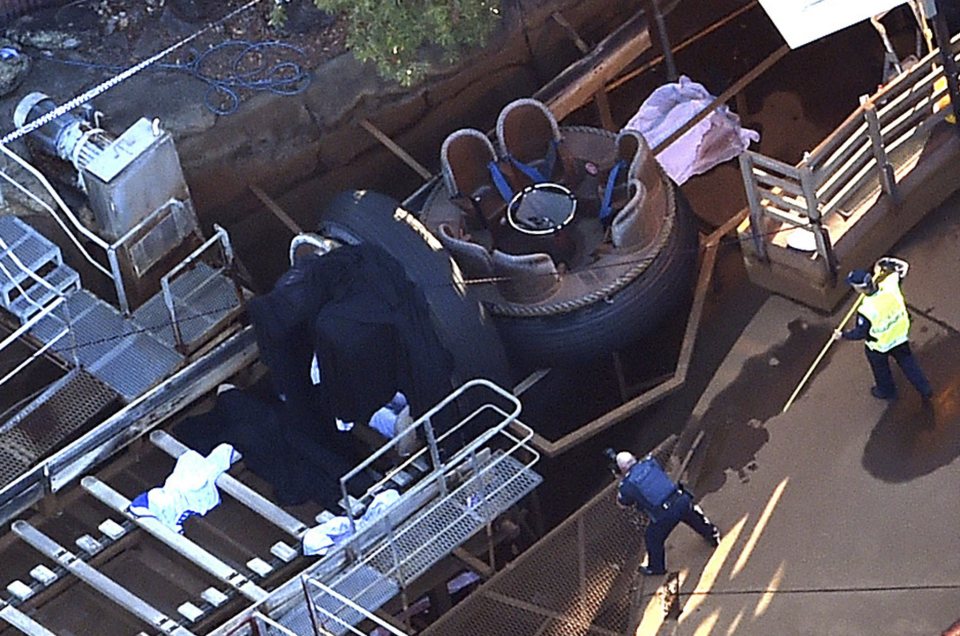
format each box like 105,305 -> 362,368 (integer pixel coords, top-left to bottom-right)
0,215 -> 80,325
0,214 -> 243,496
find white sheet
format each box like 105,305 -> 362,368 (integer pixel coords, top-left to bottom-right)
624,75 -> 759,185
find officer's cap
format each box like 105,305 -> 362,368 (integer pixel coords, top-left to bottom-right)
845,269 -> 873,292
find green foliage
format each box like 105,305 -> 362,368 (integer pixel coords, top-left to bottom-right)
270,1 -> 503,86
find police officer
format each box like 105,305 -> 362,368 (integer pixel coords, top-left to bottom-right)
833,256 -> 933,401
615,451 -> 721,576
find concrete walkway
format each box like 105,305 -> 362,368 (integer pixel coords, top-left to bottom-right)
648,194 -> 960,634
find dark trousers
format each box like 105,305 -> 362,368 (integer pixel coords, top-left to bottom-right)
865,341 -> 932,398
644,491 -> 717,572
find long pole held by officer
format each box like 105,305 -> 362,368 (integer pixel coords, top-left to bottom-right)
609,449 -> 721,576
831,256 -> 933,401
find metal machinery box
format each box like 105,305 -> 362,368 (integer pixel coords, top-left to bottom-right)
81,117 -> 195,243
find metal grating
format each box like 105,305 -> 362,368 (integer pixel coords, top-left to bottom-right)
0,369 -> 117,489
30,289 -> 183,401
421,446 -> 678,636
274,566 -> 402,636
132,262 -> 240,349
365,452 -> 542,584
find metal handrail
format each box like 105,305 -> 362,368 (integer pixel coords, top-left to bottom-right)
302,577 -> 408,636
338,379 -> 522,532
361,423 -> 538,576
0,143 -> 112,277
0,296 -> 69,390
159,224 -> 234,350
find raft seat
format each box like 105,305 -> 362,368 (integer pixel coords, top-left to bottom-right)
601,130 -> 666,250
490,250 -> 560,303
441,128 -> 508,230
496,98 -> 569,187
437,223 -> 495,279
610,178 -> 658,249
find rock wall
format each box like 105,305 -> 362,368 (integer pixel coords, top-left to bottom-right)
173,0 -> 643,227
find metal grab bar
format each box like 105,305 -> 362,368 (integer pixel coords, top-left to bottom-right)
160,224 -> 235,350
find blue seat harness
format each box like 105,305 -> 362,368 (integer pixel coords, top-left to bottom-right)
599,159 -> 627,223
487,139 -> 561,202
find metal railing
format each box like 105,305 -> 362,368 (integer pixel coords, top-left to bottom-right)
302,578 -> 408,636
338,378 -> 522,534
739,32 -> 960,277
0,297 -> 73,398
159,223 -> 236,351
209,379 -> 542,636
0,230 -> 76,394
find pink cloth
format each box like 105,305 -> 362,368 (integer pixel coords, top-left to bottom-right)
624,75 -> 759,184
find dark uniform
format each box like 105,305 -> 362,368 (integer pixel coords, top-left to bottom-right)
616,453 -> 720,575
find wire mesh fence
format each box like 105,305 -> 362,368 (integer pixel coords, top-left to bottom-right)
421,444 -> 676,636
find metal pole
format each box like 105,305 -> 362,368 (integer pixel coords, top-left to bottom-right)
927,0 -> 960,135
645,0 -> 677,81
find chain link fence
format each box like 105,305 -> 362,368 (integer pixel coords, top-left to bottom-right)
422,443 -> 677,636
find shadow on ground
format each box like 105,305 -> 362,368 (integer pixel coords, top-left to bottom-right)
862,333 -> 960,482
694,318 -> 835,496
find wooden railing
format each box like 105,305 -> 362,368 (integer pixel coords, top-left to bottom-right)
739,32 -> 960,278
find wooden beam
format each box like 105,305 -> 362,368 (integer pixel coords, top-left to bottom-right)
359,119 -> 433,181
652,44 -> 790,155
538,10 -> 652,122
249,184 -> 302,235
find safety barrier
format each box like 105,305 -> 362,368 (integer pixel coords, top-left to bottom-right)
739,32 -> 960,282
210,379 -> 542,636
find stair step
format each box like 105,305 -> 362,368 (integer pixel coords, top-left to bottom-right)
30,290 -> 184,402
132,261 -> 240,350
7,262 -> 80,324
0,216 -> 63,305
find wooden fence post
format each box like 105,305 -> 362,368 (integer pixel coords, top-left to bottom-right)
738,152 -> 768,262
862,101 -> 899,204
799,165 -> 837,283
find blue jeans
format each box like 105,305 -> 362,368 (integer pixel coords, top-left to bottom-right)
644,491 -> 717,573
865,342 -> 932,398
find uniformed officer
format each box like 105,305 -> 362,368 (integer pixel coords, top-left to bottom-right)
615,451 -> 720,576
833,256 -> 933,401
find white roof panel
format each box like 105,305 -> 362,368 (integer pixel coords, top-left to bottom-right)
759,0 -> 909,48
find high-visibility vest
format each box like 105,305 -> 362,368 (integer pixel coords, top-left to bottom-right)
857,273 -> 910,352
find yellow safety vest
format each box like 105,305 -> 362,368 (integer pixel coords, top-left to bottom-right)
857,273 -> 910,353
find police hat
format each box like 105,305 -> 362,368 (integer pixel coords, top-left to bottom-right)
845,269 -> 873,292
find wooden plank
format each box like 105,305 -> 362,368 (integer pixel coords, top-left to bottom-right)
758,190 -> 808,216
11,521 -> 197,636
752,171 -> 803,197
249,184 -> 302,235
359,119 -> 433,181
149,430 -> 310,540
81,476 -> 269,602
